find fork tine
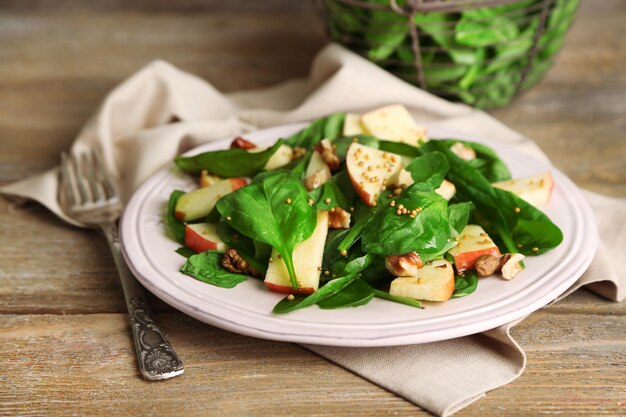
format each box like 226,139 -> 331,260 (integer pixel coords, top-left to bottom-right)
70,151 -> 90,204
60,152 -> 78,207
92,148 -> 117,200
84,151 -> 104,202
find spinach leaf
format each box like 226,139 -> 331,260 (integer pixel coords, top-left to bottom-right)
166,190 -> 186,244
175,139 -> 284,177
359,255 -> 391,283
323,228 -> 353,269
317,279 -> 375,309
180,250 -> 247,288
362,186 -> 451,256
372,289 -> 422,309
331,171 -> 359,207
378,140 -> 422,157
290,152 -> 312,180
216,221 -> 269,273
455,10 -> 519,47
272,272 -> 361,314
326,252 -> 375,280
216,221 -> 255,256
216,172 -> 317,289
333,135 -> 380,161
337,202 -> 375,253
404,151 -> 449,190
175,246 -> 195,258
452,270 -> 478,298
309,181 -> 349,211
448,202 -> 474,234
430,139 -> 511,182
365,8 -> 407,61
493,188 -> 563,255
273,252 -> 377,313
284,113 -> 345,149
426,140 -> 562,255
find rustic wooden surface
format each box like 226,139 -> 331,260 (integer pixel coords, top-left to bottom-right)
1,1 -> 625,416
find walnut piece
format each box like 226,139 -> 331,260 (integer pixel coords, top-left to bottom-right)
222,248 -> 261,277
328,207 -> 351,229
385,252 -> 424,277
230,136 -> 257,150
474,254 -> 501,277
314,138 -> 340,171
500,253 -> 525,280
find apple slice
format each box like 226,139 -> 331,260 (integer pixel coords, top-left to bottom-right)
304,151 -> 331,191
492,172 -> 554,207
435,180 -> 456,201
343,113 -> 364,136
360,104 -> 427,147
184,223 -> 227,253
264,211 -> 329,295
264,144 -> 294,171
388,169 -> 455,201
450,142 -> 476,161
175,178 -> 247,222
198,170 -> 221,188
448,225 -> 501,272
389,259 -> 455,302
346,143 -> 403,206
388,168 -> 413,189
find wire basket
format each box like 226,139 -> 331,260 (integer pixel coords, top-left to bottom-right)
316,0 -> 580,108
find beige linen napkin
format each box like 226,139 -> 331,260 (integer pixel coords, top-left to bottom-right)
2,44 -> 624,416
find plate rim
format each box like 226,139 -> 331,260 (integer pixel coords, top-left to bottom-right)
120,123 -> 598,346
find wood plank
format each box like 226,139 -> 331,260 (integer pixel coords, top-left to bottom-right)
0,313 -> 430,417
0,9 -> 325,182
1,310 -> 624,416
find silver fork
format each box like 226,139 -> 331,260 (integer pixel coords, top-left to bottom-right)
60,149 -> 184,380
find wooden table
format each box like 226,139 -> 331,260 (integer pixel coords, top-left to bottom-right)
1,1 -> 624,415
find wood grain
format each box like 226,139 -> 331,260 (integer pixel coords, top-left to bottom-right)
0,0 -> 624,416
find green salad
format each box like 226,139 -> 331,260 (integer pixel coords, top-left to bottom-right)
166,105 -> 562,314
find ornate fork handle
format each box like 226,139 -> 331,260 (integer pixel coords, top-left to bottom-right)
102,222 -> 184,380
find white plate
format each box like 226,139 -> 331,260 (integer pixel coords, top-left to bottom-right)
120,124 -> 598,347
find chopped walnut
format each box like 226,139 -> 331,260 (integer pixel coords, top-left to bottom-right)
292,146 -> 307,159
474,254 -> 501,277
328,207 -> 351,229
450,142 -> 476,161
314,138 -> 340,171
199,170 -> 221,188
222,248 -> 261,277
500,253 -> 525,280
385,252 -> 424,277
230,136 -> 257,150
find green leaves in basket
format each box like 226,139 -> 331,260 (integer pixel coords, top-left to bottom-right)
321,0 -> 581,108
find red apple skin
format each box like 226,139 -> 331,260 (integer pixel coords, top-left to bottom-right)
184,225 -> 219,253
453,247 -> 501,272
229,178 -> 247,190
265,282 -> 315,295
